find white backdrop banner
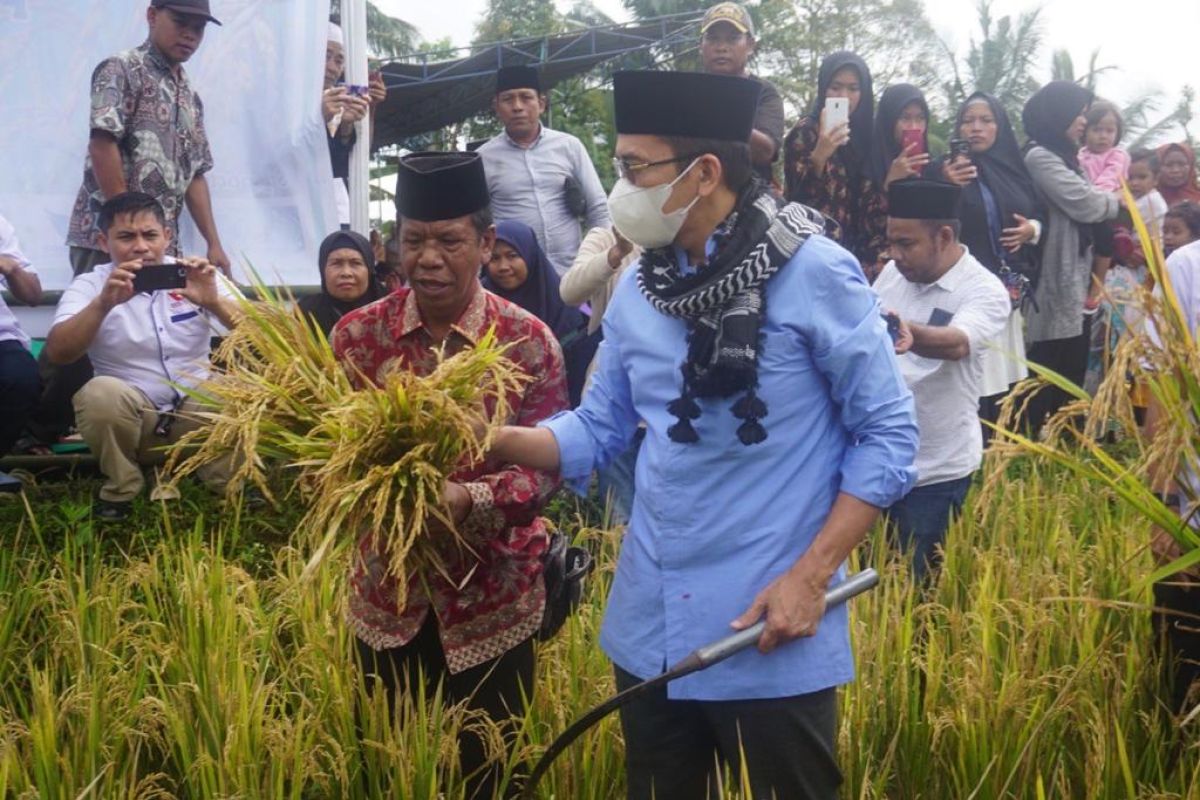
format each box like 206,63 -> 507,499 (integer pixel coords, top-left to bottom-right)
0,0 -> 335,293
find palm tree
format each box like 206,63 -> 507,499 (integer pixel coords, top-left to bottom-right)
937,0 -> 1044,126
1052,49 -> 1194,151
329,0 -> 420,58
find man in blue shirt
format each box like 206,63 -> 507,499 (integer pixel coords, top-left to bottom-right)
488,70 -> 917,799
477,65 -> 611,275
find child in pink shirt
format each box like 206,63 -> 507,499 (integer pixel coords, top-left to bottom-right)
1078,100 -> 1129,310
1079,101 -> 1131,190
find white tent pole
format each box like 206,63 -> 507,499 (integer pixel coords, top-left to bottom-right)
343,0 -> 370,234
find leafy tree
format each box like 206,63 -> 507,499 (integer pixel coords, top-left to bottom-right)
474,0 -> 563,42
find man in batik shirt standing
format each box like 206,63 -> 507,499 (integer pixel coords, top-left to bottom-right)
330,150 -> 567,800
67,0 -> 229,276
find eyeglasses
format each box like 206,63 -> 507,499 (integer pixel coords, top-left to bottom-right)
612,153 -> 702,181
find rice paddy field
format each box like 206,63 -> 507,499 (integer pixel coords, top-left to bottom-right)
0,452 -> 1197,799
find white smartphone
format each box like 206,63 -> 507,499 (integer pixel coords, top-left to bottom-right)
823,97 -> 850,134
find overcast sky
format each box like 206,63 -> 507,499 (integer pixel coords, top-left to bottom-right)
379,0 -> 1197,133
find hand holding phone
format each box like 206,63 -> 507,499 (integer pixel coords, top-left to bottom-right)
883,311 -> 901,343
132,263 -> 188,294
900,128 -> 926,157
948,138 -> 972,162
823,97 -> 850,135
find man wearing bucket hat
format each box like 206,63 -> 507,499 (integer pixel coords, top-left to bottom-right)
487,70 -> 918,799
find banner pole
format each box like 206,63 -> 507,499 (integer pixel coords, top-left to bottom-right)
343,0 -> 370,234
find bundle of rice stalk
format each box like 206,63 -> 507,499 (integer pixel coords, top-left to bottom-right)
983,184 -> 1200,582
167,285 -> 529,605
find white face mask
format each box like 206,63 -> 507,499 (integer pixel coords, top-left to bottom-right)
607,159 -> 701,249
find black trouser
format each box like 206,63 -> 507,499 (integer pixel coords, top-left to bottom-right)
614,666 -> 842,800
25,246 -> 108,444
0,340 -> 40,456
356,617 -> 536,800
25,349 -> 91,444
1024,317 -> 1092,436
1153,580 -> 1200,716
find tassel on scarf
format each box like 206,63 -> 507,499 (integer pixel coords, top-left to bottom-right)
668,418 -> 700,443
667,395 -> 701,420
733,389 -> 768,446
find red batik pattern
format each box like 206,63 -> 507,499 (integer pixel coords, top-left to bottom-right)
331,287 -> 567,673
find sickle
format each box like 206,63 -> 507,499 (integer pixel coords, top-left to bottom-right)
518,568 -> 880,799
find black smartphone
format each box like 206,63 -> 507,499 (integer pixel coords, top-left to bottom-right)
883,312 -> 901,343
948,138 -> 972,161
132,263 -> 187,293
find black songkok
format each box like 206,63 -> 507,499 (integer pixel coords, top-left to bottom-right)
887,178 -> 962,220
395,151 -> 490,222
495,65 -> 541,95
612,70 -> 759,142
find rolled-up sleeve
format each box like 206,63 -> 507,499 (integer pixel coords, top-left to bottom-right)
802,244 -> 918,507
540,300 -> 639,494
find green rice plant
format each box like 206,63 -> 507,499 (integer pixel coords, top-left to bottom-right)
165,285 -> 528,608
984,183 -> 1200,584
4,455 -> 1200,798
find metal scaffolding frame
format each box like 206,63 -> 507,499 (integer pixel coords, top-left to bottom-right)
372,11 -> 703,147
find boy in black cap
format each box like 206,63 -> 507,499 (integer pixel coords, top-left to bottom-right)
478,64 -> 611,275
698,2 -> 785,185
874,178 -> 1009,581
331,151 -> 568,800
487,70 -> 918,799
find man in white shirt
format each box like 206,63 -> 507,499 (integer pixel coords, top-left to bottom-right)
873,179 -> 1011,581
0,212 -> 44,491
477,65 -> 611,275
45,192 -> 241,521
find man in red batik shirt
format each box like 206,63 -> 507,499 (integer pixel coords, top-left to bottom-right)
330,150 -> 567,800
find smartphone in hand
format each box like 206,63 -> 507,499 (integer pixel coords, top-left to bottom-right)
883,312 -> 901,344
823,97 -> 850,134
900,128 -> 926,156
948,138 -> 972,161
132,263 -> 187,294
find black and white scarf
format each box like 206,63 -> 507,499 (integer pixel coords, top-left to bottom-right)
637,185 -> 826,446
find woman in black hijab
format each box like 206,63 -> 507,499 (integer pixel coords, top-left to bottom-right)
1020,80 -> 1120,432
868,84 -> 933,190
783,51 -> 875,265
483,221 -> 597,407
298,230 -> 385,335
863,83 -> 936,277
940,92 -> 1046,428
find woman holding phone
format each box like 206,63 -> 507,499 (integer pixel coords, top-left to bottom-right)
940,92 -> 1046,429
862,84 -> 936,279
783,51 -> 875,267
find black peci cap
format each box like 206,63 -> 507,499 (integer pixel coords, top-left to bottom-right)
887,178 -> 962,220
612,70 -> 759,142
395,151 -> 491,222
495,65 -> 541,95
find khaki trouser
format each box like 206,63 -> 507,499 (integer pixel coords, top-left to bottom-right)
73,376 -> 230,503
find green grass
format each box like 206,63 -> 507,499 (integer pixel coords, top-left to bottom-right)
0,462 -> 1197,798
